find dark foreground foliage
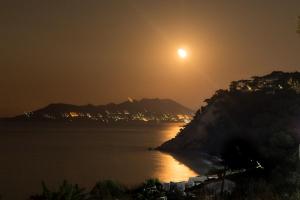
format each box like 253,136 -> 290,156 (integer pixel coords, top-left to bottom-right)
28,178 -> 190,200
26,170 -> 300,200
29,180 -> 131,200
29,181 -> 88,200
89,180 -> 129,200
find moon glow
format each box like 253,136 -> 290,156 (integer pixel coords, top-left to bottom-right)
177,48 -> 187,59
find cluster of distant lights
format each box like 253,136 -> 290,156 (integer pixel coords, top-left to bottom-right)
64,112 -> 192,123
36,111 -> 192,123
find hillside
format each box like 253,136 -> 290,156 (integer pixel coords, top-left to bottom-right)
158,71 -> 300,170
2,98 -> 193,124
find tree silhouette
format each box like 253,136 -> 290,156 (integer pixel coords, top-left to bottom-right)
30,180 -> 87,200
89,180 -> 128,200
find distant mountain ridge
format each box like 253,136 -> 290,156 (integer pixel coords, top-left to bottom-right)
3,98 -> 193,124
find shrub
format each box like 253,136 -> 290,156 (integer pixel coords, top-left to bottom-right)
89,180 -> 128,200
30,180 -> 88,200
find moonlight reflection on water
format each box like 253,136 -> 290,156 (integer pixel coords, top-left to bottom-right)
153,152 -> 198,182
154,123 -> 198,182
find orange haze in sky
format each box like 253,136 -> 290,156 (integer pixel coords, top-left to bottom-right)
1,1 -> 300,117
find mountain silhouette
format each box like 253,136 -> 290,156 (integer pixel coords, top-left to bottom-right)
158,71 -> 300,165
2,98 -> 193,124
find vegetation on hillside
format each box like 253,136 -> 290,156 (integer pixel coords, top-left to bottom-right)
158,71 -> 300,197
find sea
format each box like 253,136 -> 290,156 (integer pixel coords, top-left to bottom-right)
0,123 -> 198,200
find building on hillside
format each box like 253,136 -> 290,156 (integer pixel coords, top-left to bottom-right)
188,176 -> 207,185
186,180 -> 195,188
162,183 -> 170,191
204,179 -> 236,194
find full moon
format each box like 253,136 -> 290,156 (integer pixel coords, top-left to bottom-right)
177,48 -> 187,59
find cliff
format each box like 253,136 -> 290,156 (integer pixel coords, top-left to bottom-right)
158,71 -> 300,169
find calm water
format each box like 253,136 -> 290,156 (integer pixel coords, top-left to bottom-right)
0,123 -> 197,200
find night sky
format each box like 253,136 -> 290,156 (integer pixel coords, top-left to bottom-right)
1,0 -> 300,117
